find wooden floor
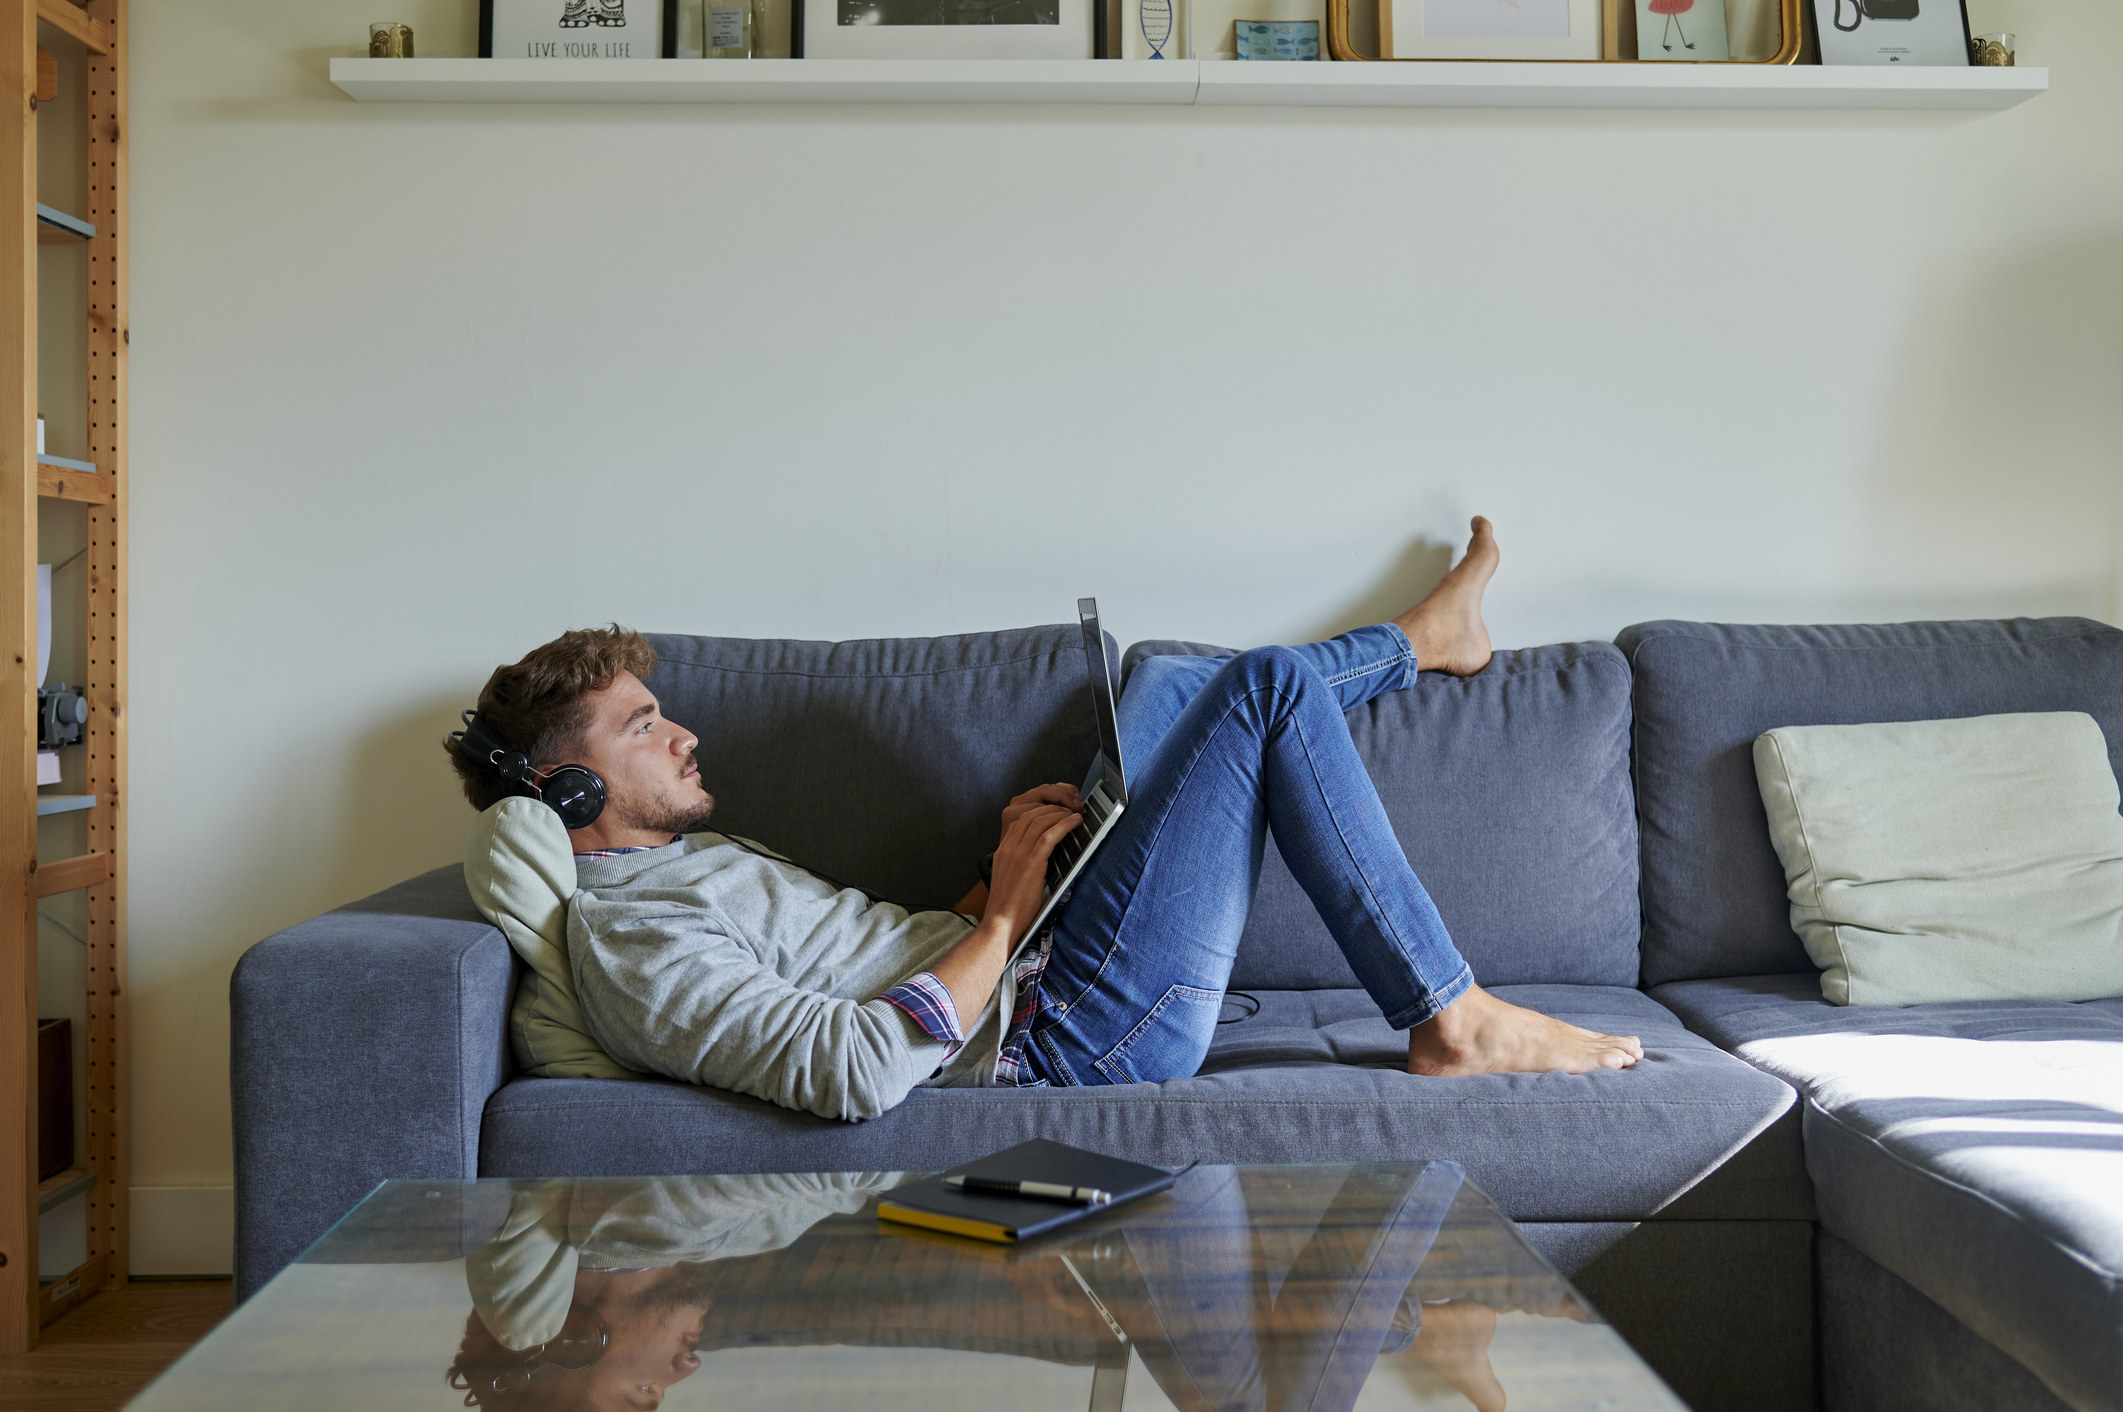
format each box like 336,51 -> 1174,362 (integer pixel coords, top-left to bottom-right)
0,1281 -> 233,1412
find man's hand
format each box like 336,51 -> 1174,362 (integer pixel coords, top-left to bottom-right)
953,783 -> 1082,918
985,789 -> 1082,940
926,784 -> 1081,1033
1000,782 -> 1080,836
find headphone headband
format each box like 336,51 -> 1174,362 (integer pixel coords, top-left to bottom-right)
449,709 -> 608,831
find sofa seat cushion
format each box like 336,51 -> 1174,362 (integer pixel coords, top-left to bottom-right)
1656,974 -> 2123,1412
480,984 -> 1805,1224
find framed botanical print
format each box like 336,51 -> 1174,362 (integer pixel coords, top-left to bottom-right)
480,0 -> 670,58
1381,0 -> 1601,59
798,0 -> 1099,57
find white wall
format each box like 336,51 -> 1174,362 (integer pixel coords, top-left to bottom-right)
127,0 -> 2122,1272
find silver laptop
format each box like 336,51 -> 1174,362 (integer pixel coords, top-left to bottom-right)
1015,598 -> 1130,946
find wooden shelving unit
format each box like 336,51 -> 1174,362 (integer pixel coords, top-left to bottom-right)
327,55 -> 2048,109
2,0 -> 125,1354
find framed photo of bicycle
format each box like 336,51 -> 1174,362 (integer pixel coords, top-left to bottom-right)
799,0 -> 1098,57
479,0 -> 672,57
1811,0 -> 1968,65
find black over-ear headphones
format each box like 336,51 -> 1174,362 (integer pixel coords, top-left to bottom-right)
450,710 -> 608,831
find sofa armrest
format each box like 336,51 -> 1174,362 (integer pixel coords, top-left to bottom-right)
230,864 -> 513,1301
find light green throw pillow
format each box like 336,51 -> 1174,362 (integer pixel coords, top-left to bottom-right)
463,798 -> 641,1080
1752,712 -> 2123,1006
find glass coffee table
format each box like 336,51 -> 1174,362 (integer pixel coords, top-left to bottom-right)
136,1163 -> 1685,1410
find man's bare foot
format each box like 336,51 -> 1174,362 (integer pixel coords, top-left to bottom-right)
1408,984 -> 1643,1077
1393,516 -> 1499,677
1406,1301 -> 1507,1412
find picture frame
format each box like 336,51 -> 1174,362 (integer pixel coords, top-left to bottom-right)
798,0 -> 1099,57
1602,0 -> 1804,63
1380,0 -> 1601,60
1810,0 -> 1968,66
1632,0 -> 1730,60
1188,0 -> 1324,58
479,0 -> 672,58
1116,0 -> 1183,57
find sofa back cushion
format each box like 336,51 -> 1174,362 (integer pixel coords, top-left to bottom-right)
1618,618 -> 2123,988
1124,641 -> 1641,990
643,627 -> 1099,910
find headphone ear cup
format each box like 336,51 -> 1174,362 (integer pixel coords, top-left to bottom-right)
539,766 -> 607,831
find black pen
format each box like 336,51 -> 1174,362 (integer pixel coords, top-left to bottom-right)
945,1174 -> 1112,1206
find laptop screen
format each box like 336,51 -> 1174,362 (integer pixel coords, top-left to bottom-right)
1077,597 -> 1127,799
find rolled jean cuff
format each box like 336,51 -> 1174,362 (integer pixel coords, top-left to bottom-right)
1385,622 -> 1421,682
1382,961 -> 1475,1031
1316,622 -> 1420,700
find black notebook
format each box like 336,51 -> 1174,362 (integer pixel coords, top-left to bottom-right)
877,1139 -> 1181,1244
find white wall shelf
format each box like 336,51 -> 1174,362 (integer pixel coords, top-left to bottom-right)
328,57 -> 2046,109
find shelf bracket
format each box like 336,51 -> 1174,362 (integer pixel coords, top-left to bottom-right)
35,0 -> 108,55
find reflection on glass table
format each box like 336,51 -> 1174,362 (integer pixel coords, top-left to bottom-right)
135,1163 -> 1683,1411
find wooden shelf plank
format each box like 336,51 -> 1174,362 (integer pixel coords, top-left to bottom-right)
36,1168 -> 94,1214
325,56 -> 2049,109
36,456 -> 108,503
35,792 -> 95,816
34,0 -> 107,55
36,1251 -> 109,1327
33,850 -> 110,897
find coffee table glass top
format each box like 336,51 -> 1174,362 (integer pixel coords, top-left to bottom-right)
138,1163 -> 1684,1410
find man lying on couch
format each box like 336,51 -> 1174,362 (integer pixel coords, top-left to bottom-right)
445,518 -> 1641,1122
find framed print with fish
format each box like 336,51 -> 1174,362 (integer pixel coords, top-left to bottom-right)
480,0 -> 671,56
1380,0 -> 1600,58
1188,0 -> 1323,57
802,0 -> 1098,55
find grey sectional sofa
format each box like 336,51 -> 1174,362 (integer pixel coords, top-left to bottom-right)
230,616 -> 2123,1412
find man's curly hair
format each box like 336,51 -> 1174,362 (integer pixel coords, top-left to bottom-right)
445,625 -> 657,811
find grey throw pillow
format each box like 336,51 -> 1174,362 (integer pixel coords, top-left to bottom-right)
1753,712 -> 2123,1006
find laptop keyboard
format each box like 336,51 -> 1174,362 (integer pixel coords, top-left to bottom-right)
1047,779 -> 1120,889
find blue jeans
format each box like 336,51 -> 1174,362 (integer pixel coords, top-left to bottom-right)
1026,624 -> 1475,1087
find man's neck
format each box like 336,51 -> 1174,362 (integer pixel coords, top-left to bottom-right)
567,822 -> 679,854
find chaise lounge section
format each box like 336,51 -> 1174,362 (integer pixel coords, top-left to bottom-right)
1621,618 -> 2123,1412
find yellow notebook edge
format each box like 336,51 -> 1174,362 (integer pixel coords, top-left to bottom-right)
877,1200 -> 1019,1244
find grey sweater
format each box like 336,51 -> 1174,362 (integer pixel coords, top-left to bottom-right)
568,833 -> 1006,1121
